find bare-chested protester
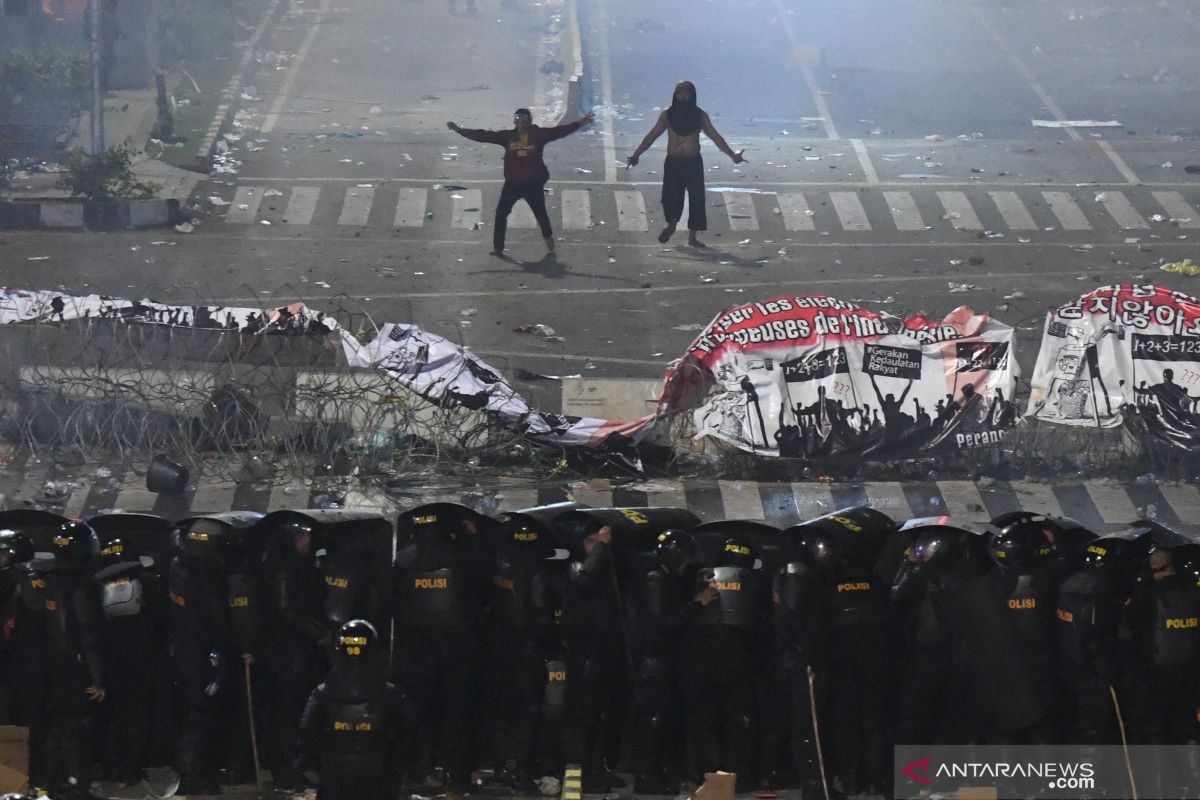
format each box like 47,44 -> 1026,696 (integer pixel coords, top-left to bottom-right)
625,81 -> 746,247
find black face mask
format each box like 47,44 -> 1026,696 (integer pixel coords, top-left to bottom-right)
667,81 -> 701,136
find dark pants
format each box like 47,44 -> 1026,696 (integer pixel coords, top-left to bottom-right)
396,628 -> 477,785
483,632 -> 547,780
45,658 -> 98,798
564,631 -> 626,774
318,773 -> 395,800
662,155 -> 706,231
264,648 -> 326,785
630,661 -> 683,791
682,629 -> 755,782
826,629 -> 889,794
494,178 -> 551,251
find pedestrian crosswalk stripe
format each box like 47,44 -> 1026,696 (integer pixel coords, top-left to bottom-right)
344,489 -> 389,514
1157,483 -> 1200,523
561,189 -> 593,230
724,192 -> 759,231
938,190 -> 983,231
615,189 -> 649,232
338,186 -> 374,226
1097,191 -> 1149,229
508,201 -> 538,229
283,186 -> 319,225
937,480 -> 989,523
191,481 -> 238,514
497,484 -> 540,513
64,479 -> 90,519
394,187 -> 427,227
777,192 -> 815,231
1012,481 -> 1064,518
115,482 -> 159,515
569,483 -> 613,508
718,480 -> 766,520
883,190 -> 925,231
1151,191 -> 1200,229
792,482 -> 834,516
830,191 -> 871,231
452,189 -> 483,229
644,480 -> 688,513
1083,479 -> 1140,525
863,481 -> 912,520
1043,191 -> 1092,230
988,190 -> 1038,230
226,186 -> 264,224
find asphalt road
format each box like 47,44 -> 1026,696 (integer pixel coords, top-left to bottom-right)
6,0 -> 1200,404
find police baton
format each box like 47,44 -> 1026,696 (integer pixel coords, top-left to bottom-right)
806,666 -> 831,800
245,659 -> 264,795
1109,685 -> 1138,800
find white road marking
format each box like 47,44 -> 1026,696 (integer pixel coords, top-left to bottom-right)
452,189 -> 483,229
937,480 -> 989,523
1096,191 -> 1148,229
261,0 -> 334,133
1083,480 -> 1140,526
615,190 -> 648,231
393,187 -> 428,227
937,191 -> 983,230
988,191 -> 1038,230
338,186 -> 374,226
719,480 -> 766,520
723,192 -> 759,231
1013,482 -> 1064,518
863,482 -> 913,520
1043,191 -> 1092,230
561,189 -> 593,229
830,191 -> 871,231
1151,191 -> 1200,228
777,192 -> 816,231
225,186 -> 264,224
282,187 -> 319,225
883,191 -> 925,231
850,139 -> 879,185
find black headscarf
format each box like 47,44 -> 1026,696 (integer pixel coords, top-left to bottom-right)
666,80 -> 702,136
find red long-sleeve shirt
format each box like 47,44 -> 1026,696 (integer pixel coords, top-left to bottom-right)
455,121 -> 583,182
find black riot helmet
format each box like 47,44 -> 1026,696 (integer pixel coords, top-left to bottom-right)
99,537 -> 137,568
181,518 -> 231,564
720,535 -> 757,569
792,527 -> 841,573
656,529 -> 702,575
0,529 -> 34,567
989,526 -> 1045,572
906,520 -> 990,581
509,520 -> 542,547
335,619 -> 378,662
52,521 -> 100,565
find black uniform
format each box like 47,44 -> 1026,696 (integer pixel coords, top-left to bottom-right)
483,536 -> 563,786
260,526 -> 330,790
95,546 -> 162,783
393,517 -> 490,788
562,532 -> 628,791
6,559 -> 52,787
300,622 -> 407,800
682,538 -> 766,781
168,543 -> 241,793
42,547 -> 106,798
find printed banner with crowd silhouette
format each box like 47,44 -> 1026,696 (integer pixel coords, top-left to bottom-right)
1027,284 -> 1200,451
655,294 -> 1019,458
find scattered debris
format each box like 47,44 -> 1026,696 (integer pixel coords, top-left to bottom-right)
1004,290 -> 1026,300
173,222 -> 194,233
1032,119 -> 1121,128
948,282 -> 977,293
1161,258 -> 1200,276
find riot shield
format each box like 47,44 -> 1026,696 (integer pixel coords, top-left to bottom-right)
792,506 -> 897,572
88,512 -> 174,576
0,508 -> 72,557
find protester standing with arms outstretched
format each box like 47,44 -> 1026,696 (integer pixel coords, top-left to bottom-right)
626,81 -> 745,247
448,109 -> 595,256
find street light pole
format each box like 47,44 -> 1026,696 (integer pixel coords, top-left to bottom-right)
89,0 -> 105,152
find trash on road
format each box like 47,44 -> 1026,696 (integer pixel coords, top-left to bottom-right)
948,282 -> 977,293
514,323 -> 556,337
173,222 -> 194,233
461,308 -> 478,316
1032,119 -> 1121,128
264,189 -> 283,197
706,186 -> 776,194
1004,290 -> 1026,300
315,280 -> 332,288
1161,258 -> 1200,276
27,256 -> 49,261
207,196 -> 230,206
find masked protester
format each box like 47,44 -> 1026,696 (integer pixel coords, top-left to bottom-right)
168,519 -> 242,795
393,508 -> 494,791
0,528 -> 51,788
682,534 -> 766,782
481,520 -> 565,791
300,620 -> 408,800
626,81 -> 746,248
42,522 -> 106,800
561,523 -> 628,793
446,109 -> 594,256
260,520 -> 330,792
94,538 -> 161,785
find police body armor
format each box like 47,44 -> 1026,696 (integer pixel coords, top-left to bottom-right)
1149,575 -> 1200,669
828,567 -> 884,628
397,566 -> 464,630
44,565 -> 105,682
773,560 -> 825,661
1056,569 -> 1116,669
318,695 -> 394,776
13,561 -> 51,634
96,561 -> 146,619
543,658 -> 568,721
698,566 -> 756,628
491,552 -> 557,634
1004,572 -> 1055,656
322,549 -> 378,632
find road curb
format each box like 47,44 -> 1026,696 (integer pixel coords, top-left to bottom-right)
0,199 -> 183,231
195,0 -> 286,170
561,0 -> 585,121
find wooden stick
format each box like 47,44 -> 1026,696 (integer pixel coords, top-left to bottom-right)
807,667 -> 831,800
1110,685 -> 1138,800
245,659 -> 264,795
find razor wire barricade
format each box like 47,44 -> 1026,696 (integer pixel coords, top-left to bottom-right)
0,309 -> 560,487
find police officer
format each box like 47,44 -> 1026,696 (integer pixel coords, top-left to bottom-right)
94,538 -> 161,784
482,519 -> 564,790
393,508 -> 492,791
561,522 -> 627,792
989,515 -> 1058,744
42,522 -> 106,800
1055,536 -> 1126,744
300,620 -> 407,800
625,529 -> 706,794
794,519 -> 890,796
682,534 -> 766,782
261,519 -> 330,792
0,529 -> 50,788
222,526 -> 265,786
168,518 -> 244,795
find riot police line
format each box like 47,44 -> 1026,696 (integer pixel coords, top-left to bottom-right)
0,502 -> 1197,800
